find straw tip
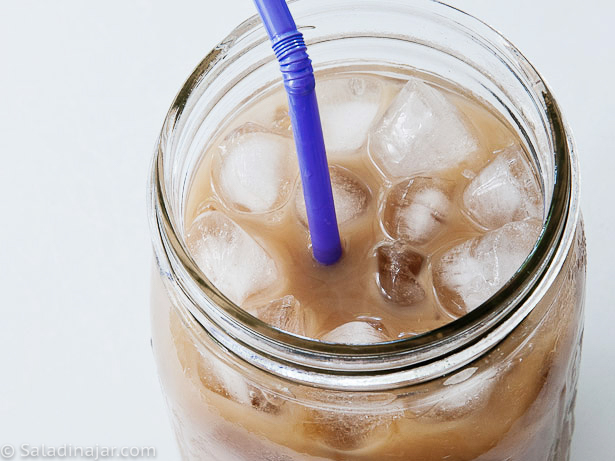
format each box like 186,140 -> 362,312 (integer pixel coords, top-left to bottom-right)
313,245 -> 343,266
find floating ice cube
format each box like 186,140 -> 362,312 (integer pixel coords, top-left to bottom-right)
410,366 -> 499,420
206,356 -> 252,405
376,241 -> 425,305
321,320 -> 388,344
247,295 -> 308,337
200,357 -> 284,414
186,210 -> 278,305
369,79 -> 478,178
303,407 -> 394,451
271,105 -> 292,135
302,391 -> 399,451
317,76 -> 383,155
382,177 -> 453,245
215,125 -> 296,213
463,146 -> 543,229
432,220 -> 542,315
296,165 -> 370,226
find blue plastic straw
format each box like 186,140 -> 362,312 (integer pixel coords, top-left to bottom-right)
253,0 -> 342,265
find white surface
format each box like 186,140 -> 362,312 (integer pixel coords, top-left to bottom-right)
0,1 -> 612,459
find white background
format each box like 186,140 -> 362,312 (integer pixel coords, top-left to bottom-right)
0,1 -> 612,459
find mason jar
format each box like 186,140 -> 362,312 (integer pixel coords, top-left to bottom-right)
148,1 -> 586,459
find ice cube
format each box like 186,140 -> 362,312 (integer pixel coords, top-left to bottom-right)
303,408 -> 394,451
204,356 -> 252,405
271,105 -> 292,134
302,391 -> 399,451
199,355 -> 284,414
317,76 -> 383,155
186,210 -> 278,305
410,366 -> 499,420
215,125 -> 296,213
247,295 -> 308,337
295,165 -> 370,226
432,220 -> 542,315
382,177 -> 453,245
463,146 -> 543,229
369,79 -> 478,178
376,241 -> 425,305
321,320 -> 388,344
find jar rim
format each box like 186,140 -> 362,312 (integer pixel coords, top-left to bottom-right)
149,0 -> 580,389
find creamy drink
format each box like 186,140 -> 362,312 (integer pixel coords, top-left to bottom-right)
183,70 -> 543,341
148,2 -> 585,460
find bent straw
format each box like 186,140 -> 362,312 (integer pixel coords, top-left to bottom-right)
253,0 -> 342,265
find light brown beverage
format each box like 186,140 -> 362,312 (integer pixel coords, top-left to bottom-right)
183,69 -> 543,341
149,67 -> 585,460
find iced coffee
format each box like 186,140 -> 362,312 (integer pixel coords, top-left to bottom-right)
148,2 -> 585,460
182,71 -> 545,339
150,68 -> 585,460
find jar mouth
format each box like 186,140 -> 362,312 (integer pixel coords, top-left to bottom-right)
149,0 -> 579,388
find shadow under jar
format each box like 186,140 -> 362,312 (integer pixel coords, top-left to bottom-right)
148,1 -> 586,460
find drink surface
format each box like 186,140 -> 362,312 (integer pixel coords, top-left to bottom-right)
184,67 -> 544,341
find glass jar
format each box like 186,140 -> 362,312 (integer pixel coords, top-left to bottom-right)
148,1 -> 586,459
